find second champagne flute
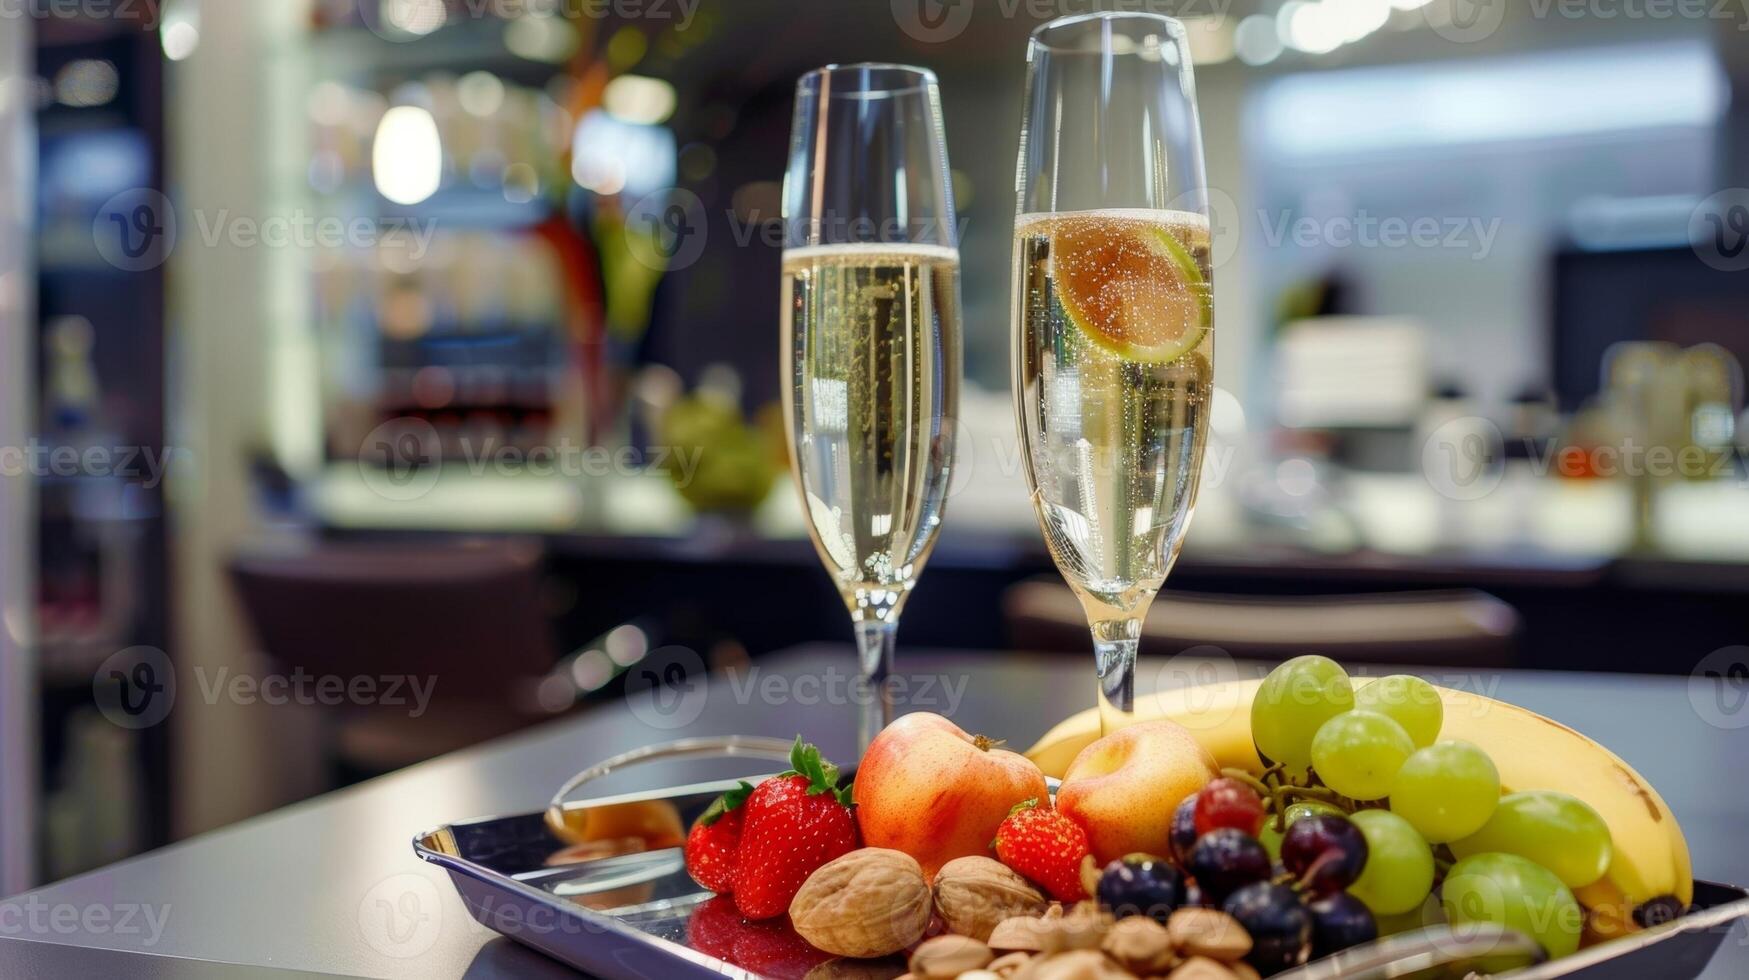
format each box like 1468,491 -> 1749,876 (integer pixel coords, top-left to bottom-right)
780,64 -> 963,753
1011,14 -> 1215,736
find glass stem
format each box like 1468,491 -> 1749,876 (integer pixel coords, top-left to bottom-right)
1092,618 -> 1141,736
854,619 -> 897,757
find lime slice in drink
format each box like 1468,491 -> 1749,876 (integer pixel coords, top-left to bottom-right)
1050,219 -> 1211,363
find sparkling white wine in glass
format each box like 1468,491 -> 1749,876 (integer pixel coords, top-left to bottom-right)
781,64 -> 962,752
1011,14 -> 1214,734
1014,209 -> 1212,623
783,243 -> 962,624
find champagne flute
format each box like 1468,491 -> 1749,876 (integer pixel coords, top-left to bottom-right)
1011,14 -> 1214,735
781,64 -> 963,753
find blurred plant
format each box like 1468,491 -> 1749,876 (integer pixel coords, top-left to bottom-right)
656,369 -> 779,515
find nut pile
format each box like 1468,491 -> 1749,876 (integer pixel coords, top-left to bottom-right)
902,903 -> 1260,980
787,849 -> 1259,980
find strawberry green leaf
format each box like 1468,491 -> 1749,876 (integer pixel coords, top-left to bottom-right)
1007,798 -> 1041,818
698,781 -> 753,827
778,736 -> 845,799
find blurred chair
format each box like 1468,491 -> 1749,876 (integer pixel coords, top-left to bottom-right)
1002,579 -> 1519,668
230,540 -> 559,780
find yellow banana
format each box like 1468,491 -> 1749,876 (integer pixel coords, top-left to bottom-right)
1025,679 -> 1691,935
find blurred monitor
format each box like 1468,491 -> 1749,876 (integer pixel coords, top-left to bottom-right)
1551,246 -> 1749,411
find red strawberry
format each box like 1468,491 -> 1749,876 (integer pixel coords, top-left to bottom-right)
994,798 -> 1092,902
684,781 -> 752,894
733,738 -> 859,919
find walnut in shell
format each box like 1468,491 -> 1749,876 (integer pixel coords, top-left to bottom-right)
790,849 -> 933,959
934,857 -> 1050,942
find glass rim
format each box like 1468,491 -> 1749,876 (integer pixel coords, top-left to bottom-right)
1028,10 -> 1187,51
797,62 -> 939,98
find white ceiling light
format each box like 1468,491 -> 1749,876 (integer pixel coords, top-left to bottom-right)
373,105 -> 444,205
1235,15 -> 1285,65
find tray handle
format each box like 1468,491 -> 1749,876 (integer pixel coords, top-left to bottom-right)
546,735 -> 800,825
1274,923 -> 1546,980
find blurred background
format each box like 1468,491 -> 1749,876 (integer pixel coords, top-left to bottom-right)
1,0 -> 1747,894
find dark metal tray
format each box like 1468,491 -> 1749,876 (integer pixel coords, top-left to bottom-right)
414,776 -> 1749,980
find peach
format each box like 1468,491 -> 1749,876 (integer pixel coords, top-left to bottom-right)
854,712 -> 1049,877
1055,720 -> 1218,864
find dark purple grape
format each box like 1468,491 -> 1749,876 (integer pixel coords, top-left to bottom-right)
1097,854 -> 1184,924
1307,892 -> 1378,959
1169,796 -> 1198,865
1182,879 -> 1208,908
1280,814 -> 1368,895
1187,828 -> 1271,903
1223,882 -> 1312,976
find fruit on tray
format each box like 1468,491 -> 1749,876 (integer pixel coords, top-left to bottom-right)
685,738 -> 858,920
1096,854 -> 1185,925
1388,740 -> 1499,843
1352,674 -> 1444,748
1024,665 -> 1694,947
1223,882 -> 1312,975
1055,719 -> 1219,864
1308,709 -> 1414,800
853,712 -> 1048,877
1451,789 -> 1613,889
1252,656 -> 1355,772
1279,814 -> 1367,896
993,799 -> 1094,903
1443,852 -> 1583,959
1030,679 -> 1268,777
682,781 -> 751,894
1345,810 -> 1434,916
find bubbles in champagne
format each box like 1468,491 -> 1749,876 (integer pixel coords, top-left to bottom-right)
1014,210 -> 1213,620
782,244 -> 963,623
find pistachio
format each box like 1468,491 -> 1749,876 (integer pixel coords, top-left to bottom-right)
989,916 -> 1050,951
1165,908 -> 1251,962
910,934 -> 995,978
1168,955 -> 1239,980
1101,916 -> 1175,974
1012,949 -> 1133,980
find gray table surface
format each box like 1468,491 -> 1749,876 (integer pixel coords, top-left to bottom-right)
3,646 -> 1747,978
